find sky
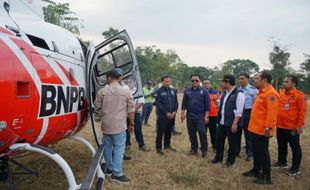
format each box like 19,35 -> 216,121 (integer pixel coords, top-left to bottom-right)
56,0 -> 309,70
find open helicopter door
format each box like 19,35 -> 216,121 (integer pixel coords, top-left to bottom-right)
86,30 -> 143,147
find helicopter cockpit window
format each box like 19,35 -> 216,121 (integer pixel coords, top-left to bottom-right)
95,39 -> 134,86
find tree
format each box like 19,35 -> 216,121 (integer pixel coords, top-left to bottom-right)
136,46 -> 176,84
301,54 -> 310,77
221,59 -> 260,77
299,54 -> 310,93
269,40 -> 290,89
42,0 -> 83,35
102,27 -> 119,39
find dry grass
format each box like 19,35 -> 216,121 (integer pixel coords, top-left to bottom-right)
1,94 -> 310,190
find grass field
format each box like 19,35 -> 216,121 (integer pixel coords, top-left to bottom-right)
1,94 -> 310,190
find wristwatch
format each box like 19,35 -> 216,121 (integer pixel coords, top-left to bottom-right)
130,123 -> 135,126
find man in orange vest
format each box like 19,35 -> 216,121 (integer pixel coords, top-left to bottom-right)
273,75 -> 307,176
243,71 -> 279,185
202,79 -> 220,151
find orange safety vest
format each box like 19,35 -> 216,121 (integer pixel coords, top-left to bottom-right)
248,84 -> 279,136
277,88 -> 307,130
208,93 -> 221,117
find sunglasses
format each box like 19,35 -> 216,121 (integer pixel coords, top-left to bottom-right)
191,80 -> 199,83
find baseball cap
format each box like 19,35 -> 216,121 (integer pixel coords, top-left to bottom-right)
113,68 -> 124,77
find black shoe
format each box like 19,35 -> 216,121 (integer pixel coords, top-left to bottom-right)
111,175 -> 131,184
202,151 -> 207,158
123,154 -> 131,160
164,146 -> 177,152
246,156 -> 253,161
105,169 -> 112,176
139,146 -> 150,152
272,162 -> 288,169
224,162 -> 233,167
242,169 -> 260,178
172,131 -> 182,135
210,158 -> 223,164
253,177 -> 273,185
156,149 -> 164,155
286,168 -> 300,176
187,150 -> 198,156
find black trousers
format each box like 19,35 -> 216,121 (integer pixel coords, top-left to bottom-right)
156,117 -> 174,150
277,128 -> 302,170
187,119 -> 208,152
251,133 -> 271,179
134,112 -> 145,147
206,116 -> 217,149
126,118 -> 131,145
215,124 -> 237,164
236,109 -> 253,157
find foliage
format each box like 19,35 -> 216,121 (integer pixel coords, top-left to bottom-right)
301,54 -> 310,76
221,59 -> 259,77
299,54 -> 310,93
269,40 -> 290,89
102,27 -> 120,39
42,0 -> 83,35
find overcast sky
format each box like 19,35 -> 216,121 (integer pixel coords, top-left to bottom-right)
57,0 -> 309,70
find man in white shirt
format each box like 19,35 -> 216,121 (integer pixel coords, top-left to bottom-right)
211,74 -> 245,167
126,77 -> 150,152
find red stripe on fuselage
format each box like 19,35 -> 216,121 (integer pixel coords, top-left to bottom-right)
10,38 -> 63,85
55,61 -> 79,86
0,38 -> 42,152
0,27 -> 14,36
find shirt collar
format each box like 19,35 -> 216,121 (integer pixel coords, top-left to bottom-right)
110,81 -> 120,86
260,84 -> 272,93
191,86 -> 201,90
226,86 -> 235,94
285,87 -> 297,95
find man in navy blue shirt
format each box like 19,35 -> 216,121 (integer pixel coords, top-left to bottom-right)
181,74 -> 210,158
155,76 -> 178,154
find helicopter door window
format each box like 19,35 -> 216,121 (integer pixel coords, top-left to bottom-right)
96,53 -> 114,76
94,39 -> 133,86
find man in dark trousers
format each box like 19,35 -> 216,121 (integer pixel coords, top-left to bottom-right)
155,76 -> 178,154
236,73 -> 258,161
273,75 -> 307,176
211,74 -> 245,166
202,79 -> 220,152
181,74 -> 210,158
243,71 -> 279,185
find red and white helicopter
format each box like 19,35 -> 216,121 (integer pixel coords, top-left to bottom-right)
0,0 -> 143,189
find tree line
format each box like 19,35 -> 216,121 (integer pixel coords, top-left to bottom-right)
42,1 -> 310,93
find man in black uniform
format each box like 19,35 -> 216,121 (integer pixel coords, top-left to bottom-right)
155,76 -> 178,154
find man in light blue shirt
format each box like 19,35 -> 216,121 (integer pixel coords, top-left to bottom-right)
236,73 -> 258,161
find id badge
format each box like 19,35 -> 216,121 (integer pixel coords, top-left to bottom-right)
285,103 -> 290,110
